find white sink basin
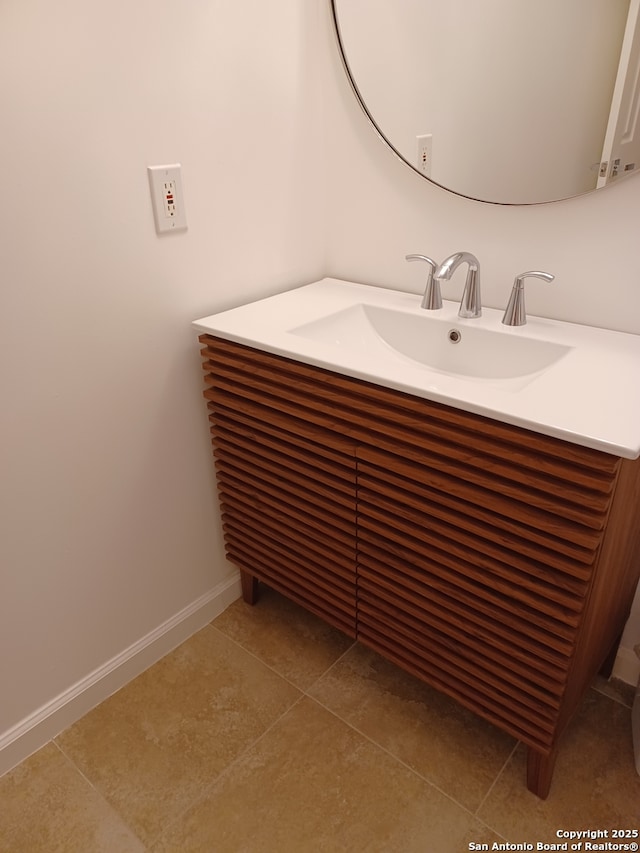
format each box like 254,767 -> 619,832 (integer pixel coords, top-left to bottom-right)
193,278 -> 640,458
290,303 -> 571,381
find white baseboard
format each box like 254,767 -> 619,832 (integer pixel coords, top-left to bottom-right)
613,645 -> 640,687
3,572 -> 634,780
0,572 -> 241,778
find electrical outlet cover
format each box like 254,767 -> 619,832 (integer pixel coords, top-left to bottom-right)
148,164 -> 188,234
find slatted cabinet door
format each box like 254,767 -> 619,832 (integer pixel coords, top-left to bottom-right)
356,443 -> 611,753
200,335 -> 359,637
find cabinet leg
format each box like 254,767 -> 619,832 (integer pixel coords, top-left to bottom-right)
240,569 -> 259,605
526,746 -> 557,799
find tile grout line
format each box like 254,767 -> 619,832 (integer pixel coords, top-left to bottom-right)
210,620 -> 510,839
301,637 -> 360,691
39,620 -> 349,851
14,609 -> 637,850
306,687 -> 502,837
46,621 -> 305,851
144,621 -> 358,846
138,621 -> 315,847
208,619 -> 358,695
472,739 -> 520,830
51,739 -> 150,851
296,632 -> 511,836
50,613 -> 563,848
145,690 -> 310,849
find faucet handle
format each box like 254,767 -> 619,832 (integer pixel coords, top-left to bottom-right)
405,254 -> 442,310
502,270 -> 554,326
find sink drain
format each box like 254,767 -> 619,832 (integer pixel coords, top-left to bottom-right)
448,329 -> 462,343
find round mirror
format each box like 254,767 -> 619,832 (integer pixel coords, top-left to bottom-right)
331,0 -> 640,204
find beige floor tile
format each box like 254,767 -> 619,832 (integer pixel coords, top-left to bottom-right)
478,688 -> 640,842
0,743 -> 144,853
213,586 -> 354,689
150,696 -> 492,853
309,643 -> 517,812
56,624 -> 301,846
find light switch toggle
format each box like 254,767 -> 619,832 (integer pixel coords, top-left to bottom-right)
148,164 -> 188,234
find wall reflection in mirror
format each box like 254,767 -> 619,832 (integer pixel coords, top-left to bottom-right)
332,0 -> 640,204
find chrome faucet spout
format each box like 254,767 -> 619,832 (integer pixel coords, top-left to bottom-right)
434,251 -> 482,318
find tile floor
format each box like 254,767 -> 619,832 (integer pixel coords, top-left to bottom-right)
1,586 -> 639,852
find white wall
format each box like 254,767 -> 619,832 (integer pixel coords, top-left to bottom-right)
322,3 -> 640,682
0,0 -> 325,772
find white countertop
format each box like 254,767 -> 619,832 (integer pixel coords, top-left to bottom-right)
194,278 -> 640,459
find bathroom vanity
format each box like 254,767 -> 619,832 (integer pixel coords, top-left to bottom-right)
195,279 -> 640,799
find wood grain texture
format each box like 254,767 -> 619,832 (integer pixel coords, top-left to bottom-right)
202,338 -> 359,637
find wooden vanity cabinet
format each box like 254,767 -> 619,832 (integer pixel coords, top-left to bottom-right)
200,334 -> 640,799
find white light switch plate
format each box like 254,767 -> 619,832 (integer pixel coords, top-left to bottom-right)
148,164 -> 188,234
